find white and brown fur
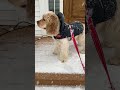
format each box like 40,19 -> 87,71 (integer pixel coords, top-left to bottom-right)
37,11 -> 85,62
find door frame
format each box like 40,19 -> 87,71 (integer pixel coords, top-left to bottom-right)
63,0 -> 85,23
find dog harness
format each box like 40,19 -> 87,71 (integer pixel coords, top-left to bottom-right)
54,12 -> 84,39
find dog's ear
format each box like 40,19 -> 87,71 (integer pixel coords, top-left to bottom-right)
46,15 -> 59,36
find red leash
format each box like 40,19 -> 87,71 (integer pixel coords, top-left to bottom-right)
87,12 -> 115,90
69,25 -> 85,73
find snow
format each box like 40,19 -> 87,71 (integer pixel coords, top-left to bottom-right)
35,40 -> 85,74
35,34 -> 120,90
35,86 -> 85,90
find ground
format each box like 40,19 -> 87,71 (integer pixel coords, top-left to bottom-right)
36,36 -> 120,90
35,37 -> 85,74
35,37 -> 85,90
35,86 -> 85,90
35,34 -> 120,90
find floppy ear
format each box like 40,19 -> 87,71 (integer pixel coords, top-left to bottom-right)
46,15 -> 60,36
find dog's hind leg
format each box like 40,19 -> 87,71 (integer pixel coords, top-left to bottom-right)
77,31 -> 85,54
53,40 -> 60,55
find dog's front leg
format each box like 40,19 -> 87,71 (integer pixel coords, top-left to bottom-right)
59,38 -> 69,62
53,40 -> 60,55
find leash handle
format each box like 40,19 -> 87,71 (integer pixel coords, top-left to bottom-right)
86,10 -> 115,90
69,25 -> 85,73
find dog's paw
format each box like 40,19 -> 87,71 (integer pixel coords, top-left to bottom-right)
58,55 -> 68,63
78,46 -> 85,54
107,57 -> 120,66
59,57 -> 68,63
61,60 -> 66,63
53,51 -> 58,55
80,50 -> 85,54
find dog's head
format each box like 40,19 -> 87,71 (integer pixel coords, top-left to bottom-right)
37,11 -> 60,36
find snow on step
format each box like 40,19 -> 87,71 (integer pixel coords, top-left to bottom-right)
35,41 -> 85,74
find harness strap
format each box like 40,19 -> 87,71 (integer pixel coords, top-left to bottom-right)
69,25 -> 85,73
87,11 -> 115,90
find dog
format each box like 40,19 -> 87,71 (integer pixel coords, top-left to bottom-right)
37,11 -> 85,62
87,0 -> 120,65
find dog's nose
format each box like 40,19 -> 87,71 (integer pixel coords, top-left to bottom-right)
37,21 -> 39,24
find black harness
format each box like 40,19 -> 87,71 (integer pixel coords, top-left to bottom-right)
54,12 -> 84,39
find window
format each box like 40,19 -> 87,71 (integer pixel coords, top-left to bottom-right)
49,0 -> 60,14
